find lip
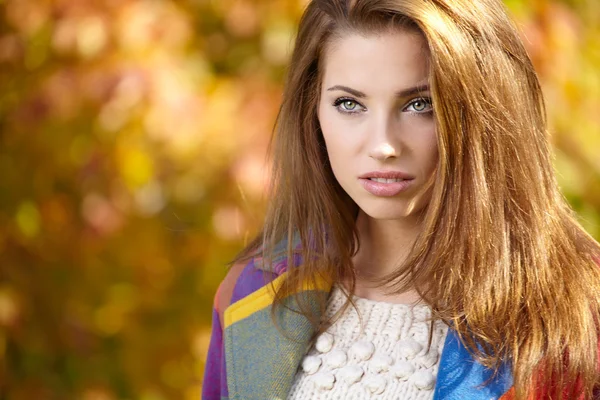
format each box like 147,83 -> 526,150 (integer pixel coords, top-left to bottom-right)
359,171 -> 415,197
359,170 -> 415,180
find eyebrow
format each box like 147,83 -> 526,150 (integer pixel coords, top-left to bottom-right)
326,84 -> 430,98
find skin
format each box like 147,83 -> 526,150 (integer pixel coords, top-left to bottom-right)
318,29 -> 438,303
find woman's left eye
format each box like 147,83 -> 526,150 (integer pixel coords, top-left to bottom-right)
404,97 -> 433,113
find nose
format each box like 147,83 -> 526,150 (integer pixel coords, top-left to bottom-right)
368,114 -> 399,161
370,143 -> 397,161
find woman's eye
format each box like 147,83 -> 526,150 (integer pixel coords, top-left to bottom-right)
342,100 -> 357,110
404,98 -> 433,113
333,98 -> 363,113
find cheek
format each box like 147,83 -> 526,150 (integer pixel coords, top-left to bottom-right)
319,105 -> 361,154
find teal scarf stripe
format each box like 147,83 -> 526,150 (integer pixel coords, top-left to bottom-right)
224,289 -> 325,399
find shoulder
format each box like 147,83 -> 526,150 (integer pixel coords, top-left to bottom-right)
214,258 -> 278,328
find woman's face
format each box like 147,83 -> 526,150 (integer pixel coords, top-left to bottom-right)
318,29 -> 438,221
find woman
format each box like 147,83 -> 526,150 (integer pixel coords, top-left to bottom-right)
203,0 -> 600,399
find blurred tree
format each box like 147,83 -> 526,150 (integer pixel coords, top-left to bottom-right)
0,0 -> 597,399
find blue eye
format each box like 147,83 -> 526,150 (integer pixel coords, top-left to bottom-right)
404,97 -> 433,113
333,97 -> 364,114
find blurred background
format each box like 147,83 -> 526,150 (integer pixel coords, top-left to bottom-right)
0,0 -> 598,398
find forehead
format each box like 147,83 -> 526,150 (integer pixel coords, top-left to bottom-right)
320,30 -> 430,90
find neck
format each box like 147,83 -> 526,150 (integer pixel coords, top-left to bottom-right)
349,210 -> 424,303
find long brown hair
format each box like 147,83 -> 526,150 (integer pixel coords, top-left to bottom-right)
234,0 -> 600,398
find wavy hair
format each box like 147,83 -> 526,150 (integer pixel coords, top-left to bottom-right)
234,0 -> 600,398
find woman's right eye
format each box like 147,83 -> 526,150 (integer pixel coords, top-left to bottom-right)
333,98 -> 364,114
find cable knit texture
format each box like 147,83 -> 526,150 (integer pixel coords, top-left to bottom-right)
287,285 -> 448,399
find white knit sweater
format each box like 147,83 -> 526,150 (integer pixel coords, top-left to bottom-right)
287,285 -> 448,399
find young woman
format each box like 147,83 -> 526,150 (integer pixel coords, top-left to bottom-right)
203,0 -> 600,399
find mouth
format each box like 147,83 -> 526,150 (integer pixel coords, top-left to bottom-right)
359,177 -> 414,197
367,178 -> 408,183
359,170 -> 415,181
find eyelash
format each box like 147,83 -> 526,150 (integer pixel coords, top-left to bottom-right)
332,97 -> 434,115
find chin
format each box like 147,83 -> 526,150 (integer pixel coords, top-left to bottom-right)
356,200 -> 426,221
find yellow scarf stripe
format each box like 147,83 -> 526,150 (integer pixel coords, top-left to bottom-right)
224,272 -> 331,329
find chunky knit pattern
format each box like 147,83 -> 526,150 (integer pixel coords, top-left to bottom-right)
287,285 -> 448,399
